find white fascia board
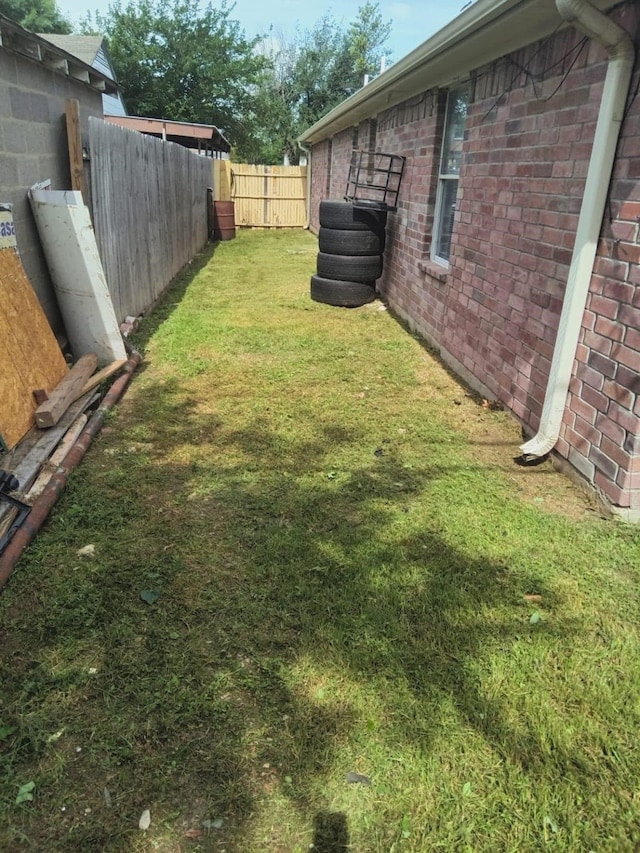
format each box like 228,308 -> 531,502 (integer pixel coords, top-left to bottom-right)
299,0 -> 622,143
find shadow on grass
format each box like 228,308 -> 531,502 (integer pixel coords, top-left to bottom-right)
3,224 -> 621,847
313,811 -> 350,852
0,366 -> 595,851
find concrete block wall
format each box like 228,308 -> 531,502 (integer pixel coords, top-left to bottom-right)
0,47 -> 103,333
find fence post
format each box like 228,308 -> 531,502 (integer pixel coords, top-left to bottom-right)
213,160 -> 232,201
65,99 -> 86,202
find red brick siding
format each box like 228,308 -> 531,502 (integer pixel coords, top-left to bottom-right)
310,119 -> 383,231
327,129 -> 354,202
560,1 -> 640,510
309,139 -> 330,233
307,1 -> 640,512
446,27 -> 603,439
376,91 -> 446,342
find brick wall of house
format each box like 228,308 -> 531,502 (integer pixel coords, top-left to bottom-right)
560,1 -> 640,510
309,139 -> 331,233
308,2 -> 639,513
327,128 -> 354,205
311,121 -> 382,232
447,28 -> 607,432
0,47 -> 103,333
375,92 -> 446,345
449,5 -> 640,512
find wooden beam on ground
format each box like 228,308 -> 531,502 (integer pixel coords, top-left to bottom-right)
0,411 -> 88,543
74,359 -> 127,401
35,353 -> 98,428
65,98 -> 86,200
0,391 -> 98,533
25,414 -> 88,503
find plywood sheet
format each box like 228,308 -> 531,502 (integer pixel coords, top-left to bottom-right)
0,247 -> 69,450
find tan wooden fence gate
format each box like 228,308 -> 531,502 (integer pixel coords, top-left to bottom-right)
213,161 -> 307,228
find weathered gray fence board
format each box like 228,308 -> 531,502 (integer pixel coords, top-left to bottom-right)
89,118 -> 212,321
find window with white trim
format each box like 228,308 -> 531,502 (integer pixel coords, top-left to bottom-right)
432,84 -> 469,265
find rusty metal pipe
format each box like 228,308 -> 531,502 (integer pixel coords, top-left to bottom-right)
0,350 -> 142,591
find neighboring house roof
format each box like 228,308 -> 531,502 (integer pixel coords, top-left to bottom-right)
0,14 -> 118,96
37,32 -> 127,116
298,0 -> 624,144
37,33 -> 103,67
105,115 -> 231,155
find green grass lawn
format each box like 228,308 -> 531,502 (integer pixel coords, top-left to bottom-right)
1,229 -> 639,852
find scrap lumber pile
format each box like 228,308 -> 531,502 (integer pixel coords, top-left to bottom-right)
0,103 -> 140,565
0,350 -> 128,552
0,205 -> 129,554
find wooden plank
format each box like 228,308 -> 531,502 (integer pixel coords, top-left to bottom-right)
234,194 -> 306,200
75,358 -> 127,400
65,99 -> 86,200
0,508 -> 18,548
25,414 -> 88,503
35,353 -> 98,428
0,247 -> 69,450
8,392 -> 97,491
0,391 -> 98,534
0,409 -> 88,542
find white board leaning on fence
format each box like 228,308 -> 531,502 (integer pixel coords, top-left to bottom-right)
29,189 -> 126,366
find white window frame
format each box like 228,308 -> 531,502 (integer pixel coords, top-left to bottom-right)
432,84 -> 469,266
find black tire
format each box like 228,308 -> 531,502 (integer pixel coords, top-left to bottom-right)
310,275 -> 376,307
318,227 -> 384,256
319,200 -> 387,233
317,252 -> 383,283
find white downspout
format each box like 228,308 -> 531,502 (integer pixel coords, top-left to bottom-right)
520,0 -> 635,459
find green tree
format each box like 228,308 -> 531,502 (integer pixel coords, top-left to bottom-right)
0,0 -> 72,33
89,0 -> 269,159
347,1 -> 392,84
253,3 -> 392,164
251,27 -> 303,164
294,2 -> 391,129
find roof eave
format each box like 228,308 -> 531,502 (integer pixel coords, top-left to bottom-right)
105,115 -> 231,152
0,15 -> 118,96
298,0 -> 621,144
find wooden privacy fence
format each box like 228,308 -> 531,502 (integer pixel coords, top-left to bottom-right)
214,160 -> 307,228
89,117 -> 213,321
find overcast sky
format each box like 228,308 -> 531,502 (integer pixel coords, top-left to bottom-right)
55,0 -> 468,63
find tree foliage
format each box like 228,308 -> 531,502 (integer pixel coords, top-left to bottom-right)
254,3 -> 392,163
85,0 -> 391,163
0,0 -> 72,33
88,0 -> 269,158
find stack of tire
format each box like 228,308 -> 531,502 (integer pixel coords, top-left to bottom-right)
311,200 -> 388,308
